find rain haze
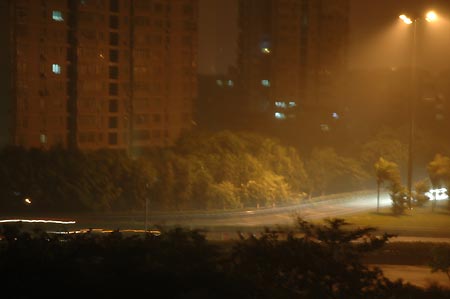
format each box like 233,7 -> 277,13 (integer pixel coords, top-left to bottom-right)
198,0 -> 450,73
1,0 -> 450,296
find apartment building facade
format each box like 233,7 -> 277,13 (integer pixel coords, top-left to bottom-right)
1,0 -> 197,151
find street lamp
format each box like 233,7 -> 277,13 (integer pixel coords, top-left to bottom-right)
399,11 -> 438,209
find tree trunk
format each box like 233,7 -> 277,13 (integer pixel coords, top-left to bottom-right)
377,182 -> 380,213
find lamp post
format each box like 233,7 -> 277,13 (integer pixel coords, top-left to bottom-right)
145,183 -> 149,232
399,11 -> 438,209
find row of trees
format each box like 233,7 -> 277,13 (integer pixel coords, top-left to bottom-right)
0,130 -> 448,213
1,218 -> 449,298
0,131 -> 369,213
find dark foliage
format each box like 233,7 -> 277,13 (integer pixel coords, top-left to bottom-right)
0,131 -> 311,213
1,219 -> 449,298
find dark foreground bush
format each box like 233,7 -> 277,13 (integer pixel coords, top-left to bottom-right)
0,219 -> 449,299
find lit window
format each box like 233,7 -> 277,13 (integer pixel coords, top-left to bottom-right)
52,64 -> 61,74
261,80 -> 270,87
52,11 -> 64,22
274,112 -> 286,120
227,80 -> 234,87
260,40 -> 271,54
332,112 -> 339,119
40,134 -> 47,144
216,80 -> 223,86
289,101 -> 296,107
261,47 -> 271,54
275,101 -> 286,108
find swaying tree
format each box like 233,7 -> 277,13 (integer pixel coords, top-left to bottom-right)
427,154 -> 450,188
306,147 -> 367,197
414,179 -> 431,207
374,157 -> 401,213
360,128 -> 408,172
205,181 -> 241,210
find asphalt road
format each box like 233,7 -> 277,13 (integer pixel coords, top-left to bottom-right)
4,190 -> 449,241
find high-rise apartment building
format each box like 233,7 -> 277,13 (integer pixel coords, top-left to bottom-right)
238,0 -> 349,121
1,0 -> 197,151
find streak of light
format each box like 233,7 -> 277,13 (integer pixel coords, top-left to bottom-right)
46,229 -> 161,235
0,219 -> 76,224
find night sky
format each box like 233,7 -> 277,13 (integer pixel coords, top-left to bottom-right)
198,0 -> 450,75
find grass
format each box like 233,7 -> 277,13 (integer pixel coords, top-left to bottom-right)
340,201 -> 450,238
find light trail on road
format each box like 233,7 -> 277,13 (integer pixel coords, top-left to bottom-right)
0,219 -> 76,225
149,191 -> 392,227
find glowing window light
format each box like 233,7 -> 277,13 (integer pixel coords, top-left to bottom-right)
52,64 -> 61,74
274,112 -> 286,120
227,80 -> 234,87
289,101 -> 296,107
40,134 -> 47,144
275,101 -> 286,108
52,10 -> 64,22
425,188 -> 448,201
320,124 -> 330,132
24,198 -> 31,204
261,47 -> 271,54
261,79 -> 270,87
332,112 -> 339,119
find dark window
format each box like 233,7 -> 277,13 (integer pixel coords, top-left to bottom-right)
109,83 -> 118,95
109,32 -> 118,46
152,130 -> 161,139
109,15 -> 119,29
66,82 -> 71,96
154,3 -> 163,13
153,114 -> 161,123
66,30 -> 71,44
109,49 -> 118,62
109,100 -> 118,112
108,117 -> 118,128
134,130 -> 150,141
183,4 -> 193,15
108,132 -> 118,145
109,66 -> 118,79
110,0 -> 119,12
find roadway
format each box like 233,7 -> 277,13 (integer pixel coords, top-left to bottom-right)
4,190 -> 449,240
146,190 -> 392,228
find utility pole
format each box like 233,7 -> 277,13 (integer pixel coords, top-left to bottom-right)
144,183 -> 149,232
400,11 -> 439,210
407,18 -> 417,210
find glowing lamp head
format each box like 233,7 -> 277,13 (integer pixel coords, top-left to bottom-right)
425,11 -> 438,22
399,14 -> 413,25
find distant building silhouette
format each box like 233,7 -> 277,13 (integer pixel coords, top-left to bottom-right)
237,0 -> 349,125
